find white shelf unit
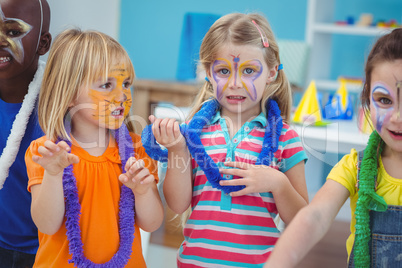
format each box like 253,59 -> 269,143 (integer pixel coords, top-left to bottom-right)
306,0 -> 394,92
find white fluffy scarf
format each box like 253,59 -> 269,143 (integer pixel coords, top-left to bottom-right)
0,60 -> 45,189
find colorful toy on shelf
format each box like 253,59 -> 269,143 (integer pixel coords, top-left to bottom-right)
357,13 -> 373,26
323,79 -> 353,120
377,19 -> 400,28
293,80 -> 323,124
337,13 -> 401,28
358,107 -> 373,134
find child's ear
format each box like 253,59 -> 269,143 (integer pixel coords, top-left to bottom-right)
205,69 -> 212,82
266,65 -> 278,84
37,32 -> 52,56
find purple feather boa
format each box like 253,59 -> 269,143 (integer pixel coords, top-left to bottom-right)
61,124 -> 135,267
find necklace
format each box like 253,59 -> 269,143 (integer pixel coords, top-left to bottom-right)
62,124 -> 135,267
142,98 -> 283,194
354,130 -> 387,267
0,60 -> 45,189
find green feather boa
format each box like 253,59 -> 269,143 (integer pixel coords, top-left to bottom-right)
354,130 -> 388,267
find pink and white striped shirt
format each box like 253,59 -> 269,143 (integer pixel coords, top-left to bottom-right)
177,112 -> 307,267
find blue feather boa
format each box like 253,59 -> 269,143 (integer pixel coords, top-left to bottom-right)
142,98 -> 283,194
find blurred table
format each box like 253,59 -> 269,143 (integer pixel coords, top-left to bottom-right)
130,79 -> 199,134
292,119 -> 369,155
292,119 -> 370,203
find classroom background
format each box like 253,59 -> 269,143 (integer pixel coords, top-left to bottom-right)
47,0 -> 402,267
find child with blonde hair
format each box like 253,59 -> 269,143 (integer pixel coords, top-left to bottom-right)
265,28 -> 402,268
25,29 -> 163,267
143,12 -> 308,267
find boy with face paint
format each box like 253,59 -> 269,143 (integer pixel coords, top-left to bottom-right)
0,0 -> 51,266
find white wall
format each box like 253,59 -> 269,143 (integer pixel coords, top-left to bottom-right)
47,0 -> 121,40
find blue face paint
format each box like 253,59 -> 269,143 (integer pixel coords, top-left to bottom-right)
371,82 -> 394,133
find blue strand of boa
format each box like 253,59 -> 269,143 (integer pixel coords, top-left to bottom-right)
141,98 -> 283,194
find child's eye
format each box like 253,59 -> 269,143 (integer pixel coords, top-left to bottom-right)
123,82 -> 131,89
7,30 -> 21,37
243,68 -> 255,75
379,97 -> 392,105
218,69 -> 230,75
100,82 -> 112,90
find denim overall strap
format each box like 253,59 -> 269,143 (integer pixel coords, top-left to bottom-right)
349,151 -> 402,267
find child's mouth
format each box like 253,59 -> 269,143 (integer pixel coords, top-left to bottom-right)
389,130 -> 402,139
0,56 -> 11,64
226,95 -> 246,104
227,96 -> 245,100
111,108 -> 124,117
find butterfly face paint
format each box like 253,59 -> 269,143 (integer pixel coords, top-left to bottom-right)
211,55 -> 263,101
396,79 -> 401,119
88,65 -> 132,129
0,6 -> 33,64
371,82 -> 395,133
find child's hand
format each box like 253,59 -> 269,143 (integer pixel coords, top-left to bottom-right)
219,162 -> 287,197
119,157 -> 155,195
32,140 -> 79,176
149,115 -> 186,151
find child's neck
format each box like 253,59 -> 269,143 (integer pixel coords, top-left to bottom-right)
221,110 -> 259,139
381,145 -> 402,180
0,70 -> 37,103
71,127 -> 110,157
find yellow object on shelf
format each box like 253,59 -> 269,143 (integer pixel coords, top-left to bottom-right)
337,79 -> 348,111
293,80 -> 322,124
358,107 -> 373,134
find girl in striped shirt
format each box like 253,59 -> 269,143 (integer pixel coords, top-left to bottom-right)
150,12 -> 308,267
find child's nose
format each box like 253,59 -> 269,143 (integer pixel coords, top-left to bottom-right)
113,87 -> 128,102
390,106 -> 402,122
228,74 -> 242,89
0,36 -> 9,47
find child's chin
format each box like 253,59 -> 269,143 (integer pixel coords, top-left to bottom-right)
105,121 -> 124,130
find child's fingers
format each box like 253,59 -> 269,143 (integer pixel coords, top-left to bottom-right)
166,118 -> 176,135
119,174 -> 129,183
129,159 -> 145,175
229,188 -> 249,197
43,140 -> 60,154
159,118 -> 170,138
37,145 -> 54,157
152,118 -> 162,139
219,167 -> 247,177
131,167 -> 150,183
173,121 -> 181,138
57,141 -> 71,152
219,177 -> 246,186
140,174 -> 155,185
124,157 -> 137,173
224,161 -> 252,170
67,154 -> 80,164
32,154 -> 42,164
149,115 -> 156,123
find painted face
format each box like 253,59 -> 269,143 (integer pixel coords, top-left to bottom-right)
369,59 -> 402,151
86,64 -> 132,130
0,0 -> 45,81
371,82 -> 395,133
0,6 -> 32,64
208,43 -> 274,120
212,55 -> 263,101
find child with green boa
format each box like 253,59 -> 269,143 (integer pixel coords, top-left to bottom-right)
265,28 -> 402,267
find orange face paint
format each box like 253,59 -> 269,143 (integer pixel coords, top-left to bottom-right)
88,65 -> 132,129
